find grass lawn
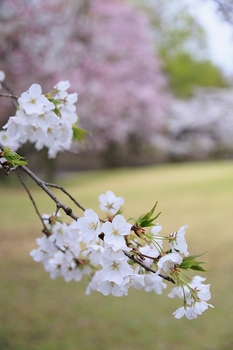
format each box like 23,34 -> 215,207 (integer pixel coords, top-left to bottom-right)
0,160 -> 233,350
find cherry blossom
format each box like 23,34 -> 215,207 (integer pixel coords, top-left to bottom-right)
0,130 -> 20,151
98,190 -> 124,215
157,252 -> 183,274
172,301 -> 214,320
18,84 -> 52,115
99,253 -> 134,285
76,209 -> 101,245
26,187 -> 213,319
0,77 -> 213,320
3,81 -> 79,158
144,274 -> 167,294
169,225 -> 189,256
53,80 -> 71,99
48,221 -> 69,249
101,214 -> 131,251
97,281 -> 125,297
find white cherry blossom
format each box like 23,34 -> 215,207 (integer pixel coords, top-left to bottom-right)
30,235 -> 56,262
46,250 -> 65,279
0,130 -> 20,151
99,256 -> 133,285
144,273 -> 167,294
172,301 -> 214,320
48,221 -> 69,249
121,274 -> 145,294
157,252 -> 183,274
97,281 -> 124,297
53,80 -> 70,99
101,214 -> 131,251
98,190 -> 124,214
18,84 -> 52,115
3,81 -> 79,158
169,225 -> 189,256
77,208 -> 101,244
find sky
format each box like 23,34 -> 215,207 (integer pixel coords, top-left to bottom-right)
187,0 -> 233,75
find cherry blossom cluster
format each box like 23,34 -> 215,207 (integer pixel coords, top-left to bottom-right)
2,81 -> 78,158
0,76 -> 213,320
30,190 -> 213,320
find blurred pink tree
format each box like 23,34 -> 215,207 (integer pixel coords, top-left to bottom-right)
0,0 -> 168,165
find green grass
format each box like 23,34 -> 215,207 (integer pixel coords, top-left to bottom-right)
1,161 -> 233,350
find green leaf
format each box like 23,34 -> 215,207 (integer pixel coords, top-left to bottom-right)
2,147 -> 28,166
72,124 -> 91,144
180,252 -> 207,272
190,265 -> 207,272
48,98 -> 61,106
135,202 -> 161,228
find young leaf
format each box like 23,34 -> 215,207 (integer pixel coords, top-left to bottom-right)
2,147 -> 28,166
180,252 -> 207,272
135,202 -> 161,228
72,124 -> 91,144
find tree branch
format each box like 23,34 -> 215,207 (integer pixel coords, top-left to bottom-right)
45,182 -> 86,212
20,165 -> 79,221
16,168 -> 49,233
0,81 -> 18,108
123,250 -> 176,284
0,141 -> 176,283
0,93 -> 19,99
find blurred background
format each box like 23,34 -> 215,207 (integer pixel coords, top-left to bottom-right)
1,0 -> 233,349
1,0 -> 233,177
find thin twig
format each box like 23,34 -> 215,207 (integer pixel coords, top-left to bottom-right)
0,143 -> 4,151
1,81 -> 18,108
45,182 -> 86,212
20,165 -> 79,221
1,81 -> 15,95
0,93 -> 19,99
16,168 -> 48,233
1,139 -> 176,283
123,250 -> 176,284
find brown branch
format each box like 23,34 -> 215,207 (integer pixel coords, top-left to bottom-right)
16,168 -> 48,233
0,141 -> 176,283
0,93 -> 19,99
0,81 -> 18,108
20,165 -> 79,221
123,250 -> 176,284
45,182 -> 86,212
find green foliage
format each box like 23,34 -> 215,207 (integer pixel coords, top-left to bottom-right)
162,51 -> 228,97
135,202 -> 161,228
180,252 -> 207,272
72,124 -> 91,144
1,147 -> 28,166
132,0 -> 228,97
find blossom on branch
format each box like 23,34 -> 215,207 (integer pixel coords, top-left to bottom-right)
2,81 -> 84,158
0,77 -> 212,321
27,187 -> 212,320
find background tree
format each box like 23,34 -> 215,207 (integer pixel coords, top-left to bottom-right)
163,52 -> 228,97
212,0 -> 233,22
131,0 -> 228,97
0,0 -> 168,169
